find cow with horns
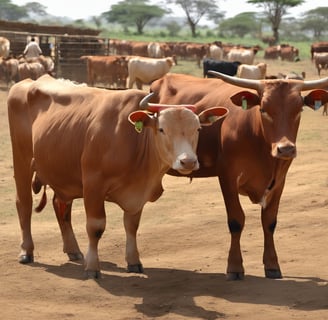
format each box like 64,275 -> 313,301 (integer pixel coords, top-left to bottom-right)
7,74 -> 228,278
149,72 -> 328,280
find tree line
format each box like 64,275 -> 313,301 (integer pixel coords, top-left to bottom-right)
0,0 -> 327,43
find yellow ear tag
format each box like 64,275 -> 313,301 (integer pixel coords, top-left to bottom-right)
208,115 -> 217,123
314,100 -> 321,110
242,98 -> 247,110
135,121 -> 143,133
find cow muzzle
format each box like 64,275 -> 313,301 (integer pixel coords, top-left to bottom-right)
272,141 -> 297,160
173,152 -> 199,174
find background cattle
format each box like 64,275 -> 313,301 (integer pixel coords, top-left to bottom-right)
237,62 -> 267,79
149,72 -> 328,281
203,58 -> 241,78
311,41 -> 328,60
264,46 -> 280,60
81,55 -> 129,89
207,43 -> 223,60
0,57 -> 19,87
313,52 -> 328,76
227,47 -> 258,65
279,44 -> 299,61
0,36 -> 10,58
128,56 -> 176,89
7,74 -> 228,277
18,61 -> 46,80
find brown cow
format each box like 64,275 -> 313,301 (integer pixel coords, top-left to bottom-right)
7,74 -> 228,278
313,52 -> 328,76
311,42 -> 328,60
279,45 -> 299,61
149,72 -> 328,280
0,57 -> 19,87
81,55 -> 129,89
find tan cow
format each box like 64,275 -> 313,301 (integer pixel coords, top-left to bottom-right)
18,61 -> 46,80
0,36 -> 10,58
7,74 -> 228,277
227,47 -> 258,65
0,57 -> 19,87
237,62 -> 267,79
149,72 -> 328,280
313,52 -> 328,76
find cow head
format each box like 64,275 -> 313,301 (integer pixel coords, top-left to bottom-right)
208,71 -> 328,160
128,94 -> 228,174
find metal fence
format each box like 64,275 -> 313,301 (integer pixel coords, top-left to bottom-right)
0,30 -> 110,83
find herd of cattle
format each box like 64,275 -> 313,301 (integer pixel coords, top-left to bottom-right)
1,36 -> 328,91
3,34 -> 328,280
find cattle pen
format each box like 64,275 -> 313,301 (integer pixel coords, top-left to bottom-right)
0,19 -> 111,83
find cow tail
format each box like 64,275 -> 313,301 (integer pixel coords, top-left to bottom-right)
34,185 -> 47,213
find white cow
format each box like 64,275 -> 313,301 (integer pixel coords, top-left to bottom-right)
147,42 -> 163,58
227,48 -> 257,65
208,44 -> 223,60
128,56 -> 175,89
0,36 -> 10,58
237,63 -> 267,79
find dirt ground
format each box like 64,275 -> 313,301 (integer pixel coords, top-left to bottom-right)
0,58 -> 327,320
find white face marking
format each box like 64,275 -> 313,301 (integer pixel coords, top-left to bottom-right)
157,108 -> 201,173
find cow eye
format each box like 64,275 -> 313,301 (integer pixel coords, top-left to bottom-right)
197,127 -> 202,132
158,128 -> 165,134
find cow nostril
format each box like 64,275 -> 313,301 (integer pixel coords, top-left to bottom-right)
180,159 -> 197,168
276,143 -> 296,159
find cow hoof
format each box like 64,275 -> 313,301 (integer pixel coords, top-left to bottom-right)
85,270 -> 102,279
226,272 -> 244,281
68,252 -> 84,261
19,254 -> 34,264
127,263 -> 144,273
265,269 -> 283,279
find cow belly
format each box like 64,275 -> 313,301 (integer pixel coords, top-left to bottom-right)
32,125 -> 84,200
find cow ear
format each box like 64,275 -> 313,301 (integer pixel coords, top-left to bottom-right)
198,107 -> 229,126
128,111 -> 154,133
230,91 -> 260,109
303,89 -> 328,110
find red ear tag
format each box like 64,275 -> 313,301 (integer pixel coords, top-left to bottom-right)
314,100 -> 322,110
242,98 -> 247,110
135,121 -> 143,133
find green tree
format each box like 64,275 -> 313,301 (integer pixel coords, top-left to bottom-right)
219,12 -> 260,38
102,0 -> 166,35
0,0 -> 27,20
247,0 -> 305,43
300,7 -> 328,39
23,2 -> 47,17
168,0 -> 224,37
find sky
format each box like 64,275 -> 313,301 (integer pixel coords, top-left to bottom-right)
11,0 -> 327,20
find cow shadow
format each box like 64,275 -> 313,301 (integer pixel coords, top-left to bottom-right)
30,260 -> 328,319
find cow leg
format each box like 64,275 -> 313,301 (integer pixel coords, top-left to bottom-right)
261,206 -> 282,279
219,177 -> 245,280
261,190 -> 283,279
123,210 -> 143,273
52,195 -> 83,261
83,189 -> 106,278
16,181 -> 34,264
13,157 -> 34,264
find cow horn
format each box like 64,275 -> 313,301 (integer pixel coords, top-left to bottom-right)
140,92 -> 155,109
208,70 -> 262,91
301,77 -> 328,91
139,92 -> 197,113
